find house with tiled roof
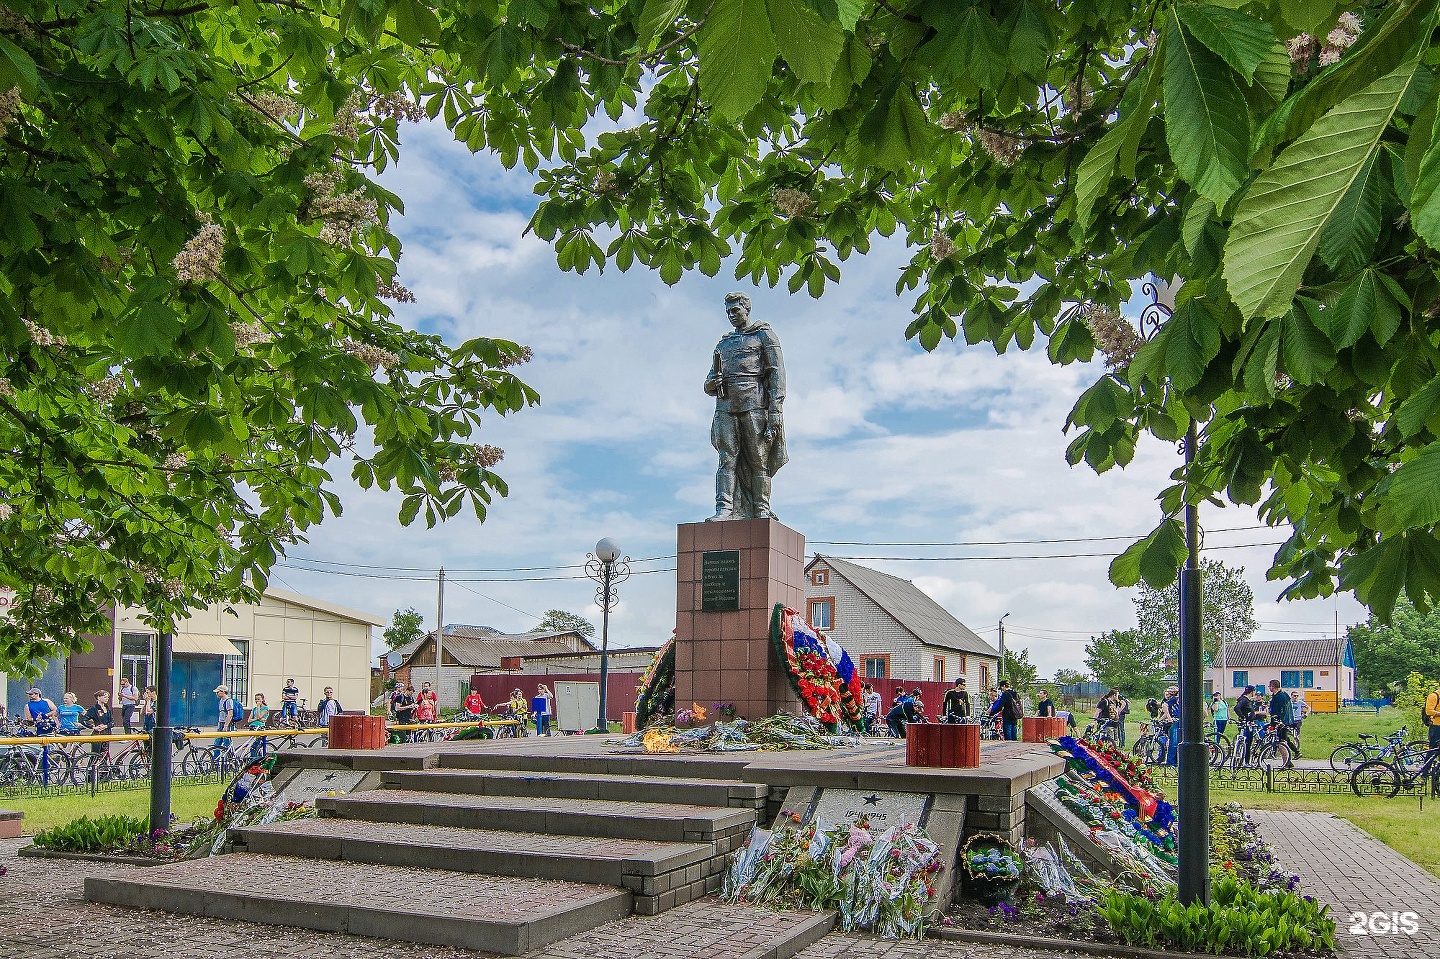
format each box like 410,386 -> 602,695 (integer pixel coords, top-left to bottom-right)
1207,637 -> 1356,712
804,555 -> 999,687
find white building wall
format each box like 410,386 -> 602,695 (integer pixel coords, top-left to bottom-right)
812,574 -> 996,685
1207,662 -> 1355,701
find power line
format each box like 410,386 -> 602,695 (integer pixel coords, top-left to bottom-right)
274,561 -> 677,584
449,579 -> 543,621
823,541 -> 1286,562
282,554 -> 673,573
810,524 -> 1271,547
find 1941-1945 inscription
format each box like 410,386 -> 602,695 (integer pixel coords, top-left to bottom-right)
701,550 -> 741,612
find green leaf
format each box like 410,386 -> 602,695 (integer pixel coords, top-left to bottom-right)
1279,302 -> 1335,385
0,38 -> 40,97
1248,40 -> 1293,108
1255,0 -> 1440,164
1225,63 -> 1418,321
1109,519 -> 1187,589
1006,0 -> 1053,77
1378,442 -> 1440,530
1409,106 -> 1440,247
637,0 -> 688,47
116,302 -> 182,357
1163,11 -> 1251,206
1396,376 -> 1440,437
1175,4 -> 1276,81
1129,300 -> 1221,392
697,0 -> 778,119
1075,43 -> 1163,226
1328,268 -> 1403,348
856,79 -> 934,171
1316,147 -> 1382,275
768,0 -> 845,85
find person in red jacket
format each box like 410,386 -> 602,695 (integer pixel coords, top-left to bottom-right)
462,690 -> 487,718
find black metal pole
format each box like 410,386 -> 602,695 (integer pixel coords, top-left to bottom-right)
149,631 -> 174,834
1177,423 -> 1210,904
596,563 -> 611,732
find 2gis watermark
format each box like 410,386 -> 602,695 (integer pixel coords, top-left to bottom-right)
1347,911 -> 1421,936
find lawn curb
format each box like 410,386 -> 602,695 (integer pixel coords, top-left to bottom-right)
928,924 -> 1216,959
17,845 -> 172,867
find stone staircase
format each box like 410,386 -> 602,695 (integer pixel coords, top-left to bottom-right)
84,749 -> 832,956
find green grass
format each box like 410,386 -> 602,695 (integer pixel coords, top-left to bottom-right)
1210,785 -> 1440,879
4,782 -> 225,836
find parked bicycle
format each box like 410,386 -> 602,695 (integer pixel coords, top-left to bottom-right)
1228,720 -> 1293,770
1351,745 -> 1440,799
1329,726 -> 1429,774
0,741 -> 73,787
1083,718 -> 1120,747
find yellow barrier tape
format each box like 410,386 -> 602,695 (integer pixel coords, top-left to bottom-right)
0,717 -> 518,747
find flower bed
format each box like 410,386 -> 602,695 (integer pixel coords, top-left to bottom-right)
725,813 -> 943,939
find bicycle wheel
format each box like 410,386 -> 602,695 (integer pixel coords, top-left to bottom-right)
1351,760 -> 1401,799
1207,740 -> 1227,768
40,750 -> 74,787
1330,744 -> 1368,774
1257,742 -> 1290,770
1402,741 -> 1433,768
126,751 -> 151,780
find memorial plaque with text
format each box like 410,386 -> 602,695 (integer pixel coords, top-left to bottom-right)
809,788 -> 931,829
701,549 -> 741,611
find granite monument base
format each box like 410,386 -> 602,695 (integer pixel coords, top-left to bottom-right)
673,518 -> 806,720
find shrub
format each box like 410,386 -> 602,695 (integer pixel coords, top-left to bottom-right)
1099,874 -> 1335,956
31,814 -> 149,853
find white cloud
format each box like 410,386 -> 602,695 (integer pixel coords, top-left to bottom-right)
267,119 -> 1368,685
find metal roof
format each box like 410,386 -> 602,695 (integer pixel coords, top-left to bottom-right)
809,555 -> 999,658
396,628 -> 598,669
1219,638 -> 1353,668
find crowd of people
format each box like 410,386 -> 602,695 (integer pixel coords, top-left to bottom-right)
853,677 -> 1047,741
387,682 -> 558,737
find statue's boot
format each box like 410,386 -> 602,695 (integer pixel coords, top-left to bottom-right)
751,474 -> 774,520
709,463 -> 738,521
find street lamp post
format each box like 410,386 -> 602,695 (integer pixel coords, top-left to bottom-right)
585,538 -> 630,733
1142,276 -> 1209,905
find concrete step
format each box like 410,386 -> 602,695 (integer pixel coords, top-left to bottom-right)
437,749 -> 754,781
231,817 -> 728,913
83,853 -> 631,956
381,767 -> 768,808
316,789 -> 756,844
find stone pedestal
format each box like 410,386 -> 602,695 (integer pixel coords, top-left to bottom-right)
673,519 -> 806,720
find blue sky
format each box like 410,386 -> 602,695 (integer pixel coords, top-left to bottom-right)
266,119 -> 1368,678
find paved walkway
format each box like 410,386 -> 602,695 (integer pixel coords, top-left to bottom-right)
1250,810 -> 1440,958
0,838 -> 1096,959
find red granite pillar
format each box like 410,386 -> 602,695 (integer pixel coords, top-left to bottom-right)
674,519 -> 806,721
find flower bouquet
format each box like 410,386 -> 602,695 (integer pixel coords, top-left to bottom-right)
960,833 -> 1023,906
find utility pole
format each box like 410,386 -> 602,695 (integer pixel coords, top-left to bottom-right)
435,567 -> 445,705
149,632 -> 174,833
998,612 -> 1010,682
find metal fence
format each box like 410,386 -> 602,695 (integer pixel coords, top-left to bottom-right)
0,769 -> 231,800
1147,765 -> 1430,796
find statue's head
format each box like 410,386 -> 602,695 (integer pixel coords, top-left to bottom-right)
724,292 -> 751,328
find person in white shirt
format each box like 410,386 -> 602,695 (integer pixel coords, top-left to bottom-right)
316,687 -> 343,725
117,678 -> 140,733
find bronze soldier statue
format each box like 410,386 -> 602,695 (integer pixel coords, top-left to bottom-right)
705,292 -> 787,520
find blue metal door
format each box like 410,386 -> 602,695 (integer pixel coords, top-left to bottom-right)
169,656 -> 223,727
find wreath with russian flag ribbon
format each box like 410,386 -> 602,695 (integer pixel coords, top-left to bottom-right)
770,604 -> 865,730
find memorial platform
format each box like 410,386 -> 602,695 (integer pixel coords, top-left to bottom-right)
86,734 -> 1063,954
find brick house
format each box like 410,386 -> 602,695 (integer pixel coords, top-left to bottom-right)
803,555 -> 999,686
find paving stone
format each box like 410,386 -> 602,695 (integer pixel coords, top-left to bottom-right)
1250,809 -> 1440,959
